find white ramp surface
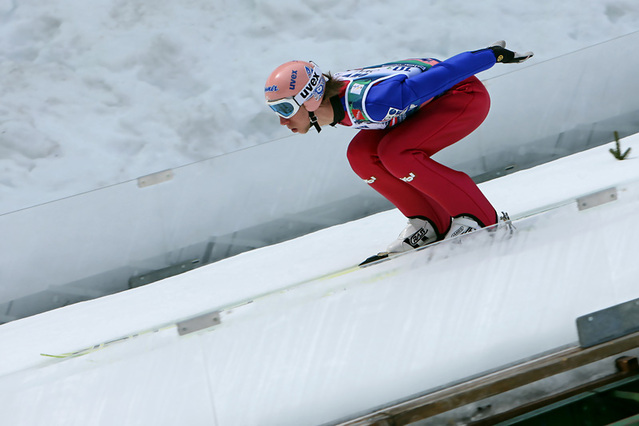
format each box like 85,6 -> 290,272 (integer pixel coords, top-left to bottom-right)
1,137 -> 639,425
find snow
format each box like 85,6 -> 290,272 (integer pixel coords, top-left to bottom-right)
0,136 -> 638,425
2,0 -> 639,213
2,1 -> 639,424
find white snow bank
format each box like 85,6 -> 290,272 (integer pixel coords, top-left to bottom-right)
0,136 -> 638,425
1,0 -> 639,212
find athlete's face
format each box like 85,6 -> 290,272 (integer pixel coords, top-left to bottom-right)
278,106 -> 311,134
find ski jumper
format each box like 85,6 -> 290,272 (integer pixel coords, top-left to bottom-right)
337,49 -> 498,237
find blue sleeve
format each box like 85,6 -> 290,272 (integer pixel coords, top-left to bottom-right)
365,49 -> 497,121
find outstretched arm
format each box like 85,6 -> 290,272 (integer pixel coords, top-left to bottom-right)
364,41 -> 533,122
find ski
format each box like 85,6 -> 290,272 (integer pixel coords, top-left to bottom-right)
358,211 -> 516,267
40,325 -> 175,359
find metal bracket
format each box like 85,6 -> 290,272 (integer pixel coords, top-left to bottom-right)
177,311 -> 221,336
576,187 -> 618,211
576,298 -> 639,348
137,169 -> 174,188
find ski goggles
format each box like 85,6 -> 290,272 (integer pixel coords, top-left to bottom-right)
267,97 -> 301,119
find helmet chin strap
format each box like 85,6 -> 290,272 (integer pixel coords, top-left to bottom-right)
308,111 -> 322,133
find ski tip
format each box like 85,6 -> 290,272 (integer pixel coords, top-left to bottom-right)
359,252 -> 390,267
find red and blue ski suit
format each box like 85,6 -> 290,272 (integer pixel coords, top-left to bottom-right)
335,49 -> 498,237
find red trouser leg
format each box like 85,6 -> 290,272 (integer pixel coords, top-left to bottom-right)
347,130 -> 453,235
346,76 -> 497,234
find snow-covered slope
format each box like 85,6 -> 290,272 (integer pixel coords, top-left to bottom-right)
2,1 -> 639,213
0,136 -> 637,425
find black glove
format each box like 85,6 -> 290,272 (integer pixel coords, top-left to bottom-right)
488,40 -> 533,63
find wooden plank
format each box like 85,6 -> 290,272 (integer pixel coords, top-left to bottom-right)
340,332 -> 639,425
469,357 -> 639,425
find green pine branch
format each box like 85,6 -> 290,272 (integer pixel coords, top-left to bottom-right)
609,131 -> 631,160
